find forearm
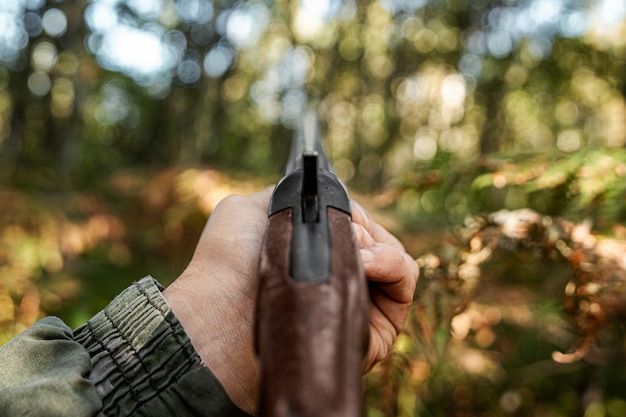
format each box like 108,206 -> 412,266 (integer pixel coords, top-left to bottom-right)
0,277 -> 252,417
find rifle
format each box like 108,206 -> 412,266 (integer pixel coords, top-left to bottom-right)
255,112 -> 370,417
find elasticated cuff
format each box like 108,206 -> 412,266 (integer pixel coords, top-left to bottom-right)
74,277 -> 252,417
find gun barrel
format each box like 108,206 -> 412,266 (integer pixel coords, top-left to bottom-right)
284,112 -> 331,175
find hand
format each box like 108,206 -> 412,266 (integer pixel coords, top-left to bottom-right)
163,188 -> 271,413
163,188 -> 418,413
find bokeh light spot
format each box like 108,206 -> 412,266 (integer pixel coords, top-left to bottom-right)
226,5 -> 270,48
97,26 -> 170,82
441,74 -> 466,107
487,31 -> 512,58
31,41 -> 57,72
50,78 -> 75,119
127,0 -> 162,20
414,135 -> 438,161
178,59 -> 201,85
557,130 -> 582,153
23,12 -> 42,37
42,8 -> 67,38
203,44 -> 233,78
27,71 -> 51,96
84,3 -> 118,32
177,0 -> 214,25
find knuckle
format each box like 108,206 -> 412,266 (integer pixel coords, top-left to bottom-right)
215,194 -> 245,210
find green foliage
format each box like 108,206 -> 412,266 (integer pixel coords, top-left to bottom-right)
469,148 -> 626,228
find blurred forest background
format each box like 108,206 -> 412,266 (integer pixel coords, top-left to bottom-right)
1,0 -> 626,415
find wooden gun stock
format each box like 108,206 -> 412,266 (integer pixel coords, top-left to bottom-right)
255,207 -> 369,417
255,113 -> 369,416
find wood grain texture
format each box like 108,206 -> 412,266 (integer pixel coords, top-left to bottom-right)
255,207 -> 369,417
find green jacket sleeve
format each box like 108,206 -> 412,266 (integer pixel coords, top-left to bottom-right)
0,277 -> 254,417
0,317 -> 102,417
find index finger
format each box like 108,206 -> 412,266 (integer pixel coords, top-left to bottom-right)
351,201 -> 405,251
246,185 -> 274,209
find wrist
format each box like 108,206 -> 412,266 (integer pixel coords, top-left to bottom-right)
163,274 -> 259,414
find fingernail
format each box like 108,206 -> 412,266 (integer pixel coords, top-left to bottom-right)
360,248 -> 375,263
